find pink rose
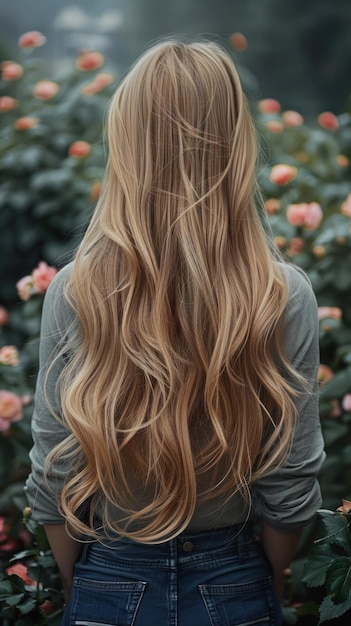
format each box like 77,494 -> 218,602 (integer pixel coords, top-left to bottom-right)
286,202 -> 322,230
40,600 -> 54,615
81,72 -> 114,95
269,164 -> 297,185
286,204 -> 306,226
302,202 -> 323,230
287,237 -> 304,256
282,111 -> 304,127
0,346 -> 19,366
95,72 -> 114,87
230,32 -> 248,51
337,499 -> 351,515
342,394 -> 351,412
17,263 -> 57,299
1,61 -> 23,81
14,116 -> 39,130
16,275 -> 34,301
337,155 -> 349,168
6,563 -> 36,586
32,262 -> 58,294
68,140 -> 92,158
81,82 -> 99,96
274,236 -> 286,249
318,365 -> 334,385
313,245 -> 326,258
0,517 -> 8,535
328,399 -> 341,418
90,181 -> 101,201
318,111 -> 339,130
266,120 -> 284,133
341,193 -> 351,217
0,517 -> 18,552
0,307 -> 8,326
33,80 -> 60,100
18,31 -> 46,49
318,307 -> 342,321
258,98 -> 281,114
264,198 -> 281,215
76,50 -> 104,71
0,391 -> 23,431
0,96 -> 18,112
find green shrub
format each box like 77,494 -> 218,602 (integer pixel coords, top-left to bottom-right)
0,41 -> 114,309
257,101 -> 351,513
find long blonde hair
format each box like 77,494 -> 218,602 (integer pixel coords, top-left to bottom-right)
47,40 -> 300,543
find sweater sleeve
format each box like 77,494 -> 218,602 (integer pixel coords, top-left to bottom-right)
252,264 -> 326,532
24,264 -> 75,524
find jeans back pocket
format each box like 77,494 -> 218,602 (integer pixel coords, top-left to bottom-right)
199,576 -> 276,626
71,577 -> 146,626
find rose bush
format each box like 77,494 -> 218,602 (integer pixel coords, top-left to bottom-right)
303,501 -> 351,624
257,96 -> 351,501
256,92 -> 351,622
0,509 -> 63,625
0,260 -> 58,623
0,30 -> 114,310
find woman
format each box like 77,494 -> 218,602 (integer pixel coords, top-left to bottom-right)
25,40 -> 325,626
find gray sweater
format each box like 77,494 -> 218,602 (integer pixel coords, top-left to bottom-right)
25,262 -> 325,533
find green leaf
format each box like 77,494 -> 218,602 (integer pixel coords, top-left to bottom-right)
303,542 -> 334,588
33,200 -> 61,218
0,437 -> 15,481
317,511 -> 350,550
326,557 -> 351,603
35,525 -> 51,552
319,366 -> 351,400
37,554 -> 56,569
321,421 -> 350,447
30,168 -> 72,194
334,263 -> 351,291
9,549 -> 38,562
5,593 -> 24,606
17,225 -> 41,249
20,146 -> 44,172
342,350 -> 351,365
18,596 -> 37,615
318,594 -> 351,624
0,580 -> 15,597
8,190 -> 32,212
5,575 -> 26,594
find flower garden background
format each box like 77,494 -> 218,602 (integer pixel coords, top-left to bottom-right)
0,31 -> 351,625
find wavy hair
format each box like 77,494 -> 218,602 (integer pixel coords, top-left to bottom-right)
47,40 -> 302,543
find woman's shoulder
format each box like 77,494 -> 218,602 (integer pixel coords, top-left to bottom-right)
277,261 -> 313,296
277,261 -> 318,333
47,262 -> 73,294
42,262 -> 75,330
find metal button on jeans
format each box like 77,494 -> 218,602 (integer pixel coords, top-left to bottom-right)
182,541 -> 194,552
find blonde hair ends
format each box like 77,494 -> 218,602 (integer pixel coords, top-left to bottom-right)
47,41 -> 300,543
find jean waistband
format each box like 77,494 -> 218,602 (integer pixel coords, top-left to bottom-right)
79,522 -> 255,565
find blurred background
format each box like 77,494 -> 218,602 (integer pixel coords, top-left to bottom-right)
1,0 -> 351,120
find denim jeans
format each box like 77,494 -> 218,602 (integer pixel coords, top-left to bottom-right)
61,523 -> 283,626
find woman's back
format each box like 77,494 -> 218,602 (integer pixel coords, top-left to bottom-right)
25,41 -> 325,625
45,41 -> 305,544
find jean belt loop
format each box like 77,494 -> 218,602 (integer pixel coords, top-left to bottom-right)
236,524 -> 248,563
79,540 -> 91,564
